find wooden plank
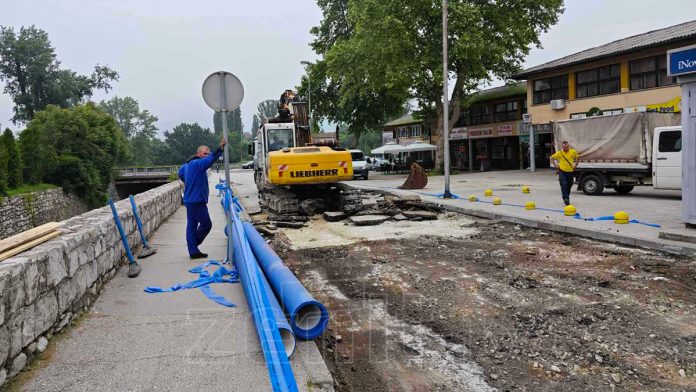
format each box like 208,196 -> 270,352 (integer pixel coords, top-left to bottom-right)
0,231 -> 61,262
0,222 -> 61,254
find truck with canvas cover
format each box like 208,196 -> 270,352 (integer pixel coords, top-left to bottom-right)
251,90 -> 353,216
553,111 -> 682,195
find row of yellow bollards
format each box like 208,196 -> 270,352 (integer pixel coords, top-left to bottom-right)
469,186 -> 630,224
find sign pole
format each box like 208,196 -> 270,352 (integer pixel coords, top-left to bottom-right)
529,123 -> 536,172
442,0 -> 452,198
217,73 -> 234,263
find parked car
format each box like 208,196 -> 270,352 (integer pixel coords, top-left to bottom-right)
241,160 -> 254,169
349,149 -> 369,180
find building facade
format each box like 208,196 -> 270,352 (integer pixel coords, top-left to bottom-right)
450,83 -> 529,170
382,114 -> 429,145
513,20 -> 696,162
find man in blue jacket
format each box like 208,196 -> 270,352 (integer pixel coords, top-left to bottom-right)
178,138 -> 226,259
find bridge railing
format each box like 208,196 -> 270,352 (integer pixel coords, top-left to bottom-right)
116,166 -> 179,177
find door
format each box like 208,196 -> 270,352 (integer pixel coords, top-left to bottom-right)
654,129 -> 682,189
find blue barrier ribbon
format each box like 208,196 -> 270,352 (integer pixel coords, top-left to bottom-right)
144,261 -> 240,307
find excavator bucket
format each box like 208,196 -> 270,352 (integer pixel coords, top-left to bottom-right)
398,163 -> 428,190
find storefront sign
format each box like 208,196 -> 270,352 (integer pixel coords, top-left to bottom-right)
382,131 -> 394,144
468,128 -> 493,138
571,108 -> 624,119
668,45 -> 696,77
498,124 -> 513,136
450,127 -> 468,140
624,96 -> 681,114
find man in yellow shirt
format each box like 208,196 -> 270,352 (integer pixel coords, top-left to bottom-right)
550,141 -> 579,206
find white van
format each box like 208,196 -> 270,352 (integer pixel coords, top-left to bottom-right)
349,149 -> 369,180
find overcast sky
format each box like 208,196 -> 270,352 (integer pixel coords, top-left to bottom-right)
1,1 -> 695,136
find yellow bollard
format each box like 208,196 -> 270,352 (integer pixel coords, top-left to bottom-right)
522,186 -> 530,194
468,195 -> 478,202
564,204 -> 577,216
484,189 -> 493,196
493,197 -> 502,205
614,211 -> 629,224
525,201 -> 536,210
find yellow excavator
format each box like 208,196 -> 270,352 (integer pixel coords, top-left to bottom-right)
251,90 -> 353,216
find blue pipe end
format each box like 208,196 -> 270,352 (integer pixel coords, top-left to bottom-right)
291,300 -> 329,340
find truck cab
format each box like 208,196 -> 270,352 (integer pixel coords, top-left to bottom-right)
653,126 -> 682,190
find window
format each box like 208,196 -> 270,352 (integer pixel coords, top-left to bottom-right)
576,64 -> 620,98
410,124 -> 422,137
398,127 -> 408,138
267,128 -> 294,151
533,75 -> 568,104
470,105 -> 491,125
494,101 -> 518,122
458,110 -> 470,127
658,131 -> 681,153
630,55 -> 675,90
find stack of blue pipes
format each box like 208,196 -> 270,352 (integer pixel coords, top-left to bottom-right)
219,184 -> 329,392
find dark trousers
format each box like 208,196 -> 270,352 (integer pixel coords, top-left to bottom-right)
558,171 -> 574,203
185,202 -> 212,256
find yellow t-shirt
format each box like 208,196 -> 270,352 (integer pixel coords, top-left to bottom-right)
551,149 -> 578,172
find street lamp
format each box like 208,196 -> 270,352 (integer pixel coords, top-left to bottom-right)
300,60 -> 313,132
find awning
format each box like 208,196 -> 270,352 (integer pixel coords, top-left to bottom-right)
403,141 -> 437,152
371,142 -> 406,154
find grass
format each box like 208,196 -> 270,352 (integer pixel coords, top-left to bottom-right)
4,183 -> 57,197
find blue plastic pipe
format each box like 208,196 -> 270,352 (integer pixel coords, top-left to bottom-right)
108,199 -> 136,264
129,195 -> 149,248
243,222 -> 329,340
222,187 -> 298,392
227,218 -> 296,357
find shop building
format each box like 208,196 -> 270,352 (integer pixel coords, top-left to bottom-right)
382,114 -> 430,145
512,20 -> 696,160
451,82 -> 529,170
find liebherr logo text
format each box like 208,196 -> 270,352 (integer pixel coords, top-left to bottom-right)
289,169 -> 339,178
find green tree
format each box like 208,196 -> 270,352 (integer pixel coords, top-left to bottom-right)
150,137 -> 173,165
256,99 -> 278,123
18,104 -> 127,206
213,108 -> 243,135
0,25 -> 119,124
163,123 -> 218,164
1,128 -> 22,187
98,96 -> 158,165
251,114 -> 260,139
312,0 -> 563,165
304,1 -> 407,146
0,137 -> 7,196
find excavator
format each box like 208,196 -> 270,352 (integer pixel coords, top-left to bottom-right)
251,90 -> 353,217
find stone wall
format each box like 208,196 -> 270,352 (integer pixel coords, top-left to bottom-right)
0,188 -> 91,240
0,181 -> 182,385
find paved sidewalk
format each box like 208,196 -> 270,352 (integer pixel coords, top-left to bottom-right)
16,172 -> 332,391
353,169 -> 696,255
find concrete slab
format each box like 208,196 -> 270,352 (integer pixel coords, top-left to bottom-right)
19,170 -> 334,392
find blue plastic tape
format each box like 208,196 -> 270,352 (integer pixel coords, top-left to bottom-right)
144,261 -> 239,307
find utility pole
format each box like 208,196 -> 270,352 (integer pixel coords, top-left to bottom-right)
441,0 -> 452,198
301,61 -> 313,132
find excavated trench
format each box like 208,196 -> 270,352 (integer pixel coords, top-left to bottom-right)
260,212 -> 696,392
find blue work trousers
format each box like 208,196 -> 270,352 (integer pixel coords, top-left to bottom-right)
558,171 -> 574,202
185,202 -> 212,256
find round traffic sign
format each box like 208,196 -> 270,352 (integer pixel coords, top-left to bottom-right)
202,71 -> 244,112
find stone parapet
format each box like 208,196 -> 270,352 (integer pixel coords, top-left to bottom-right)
0,181 -> 182,385
0,188 -> 91,240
